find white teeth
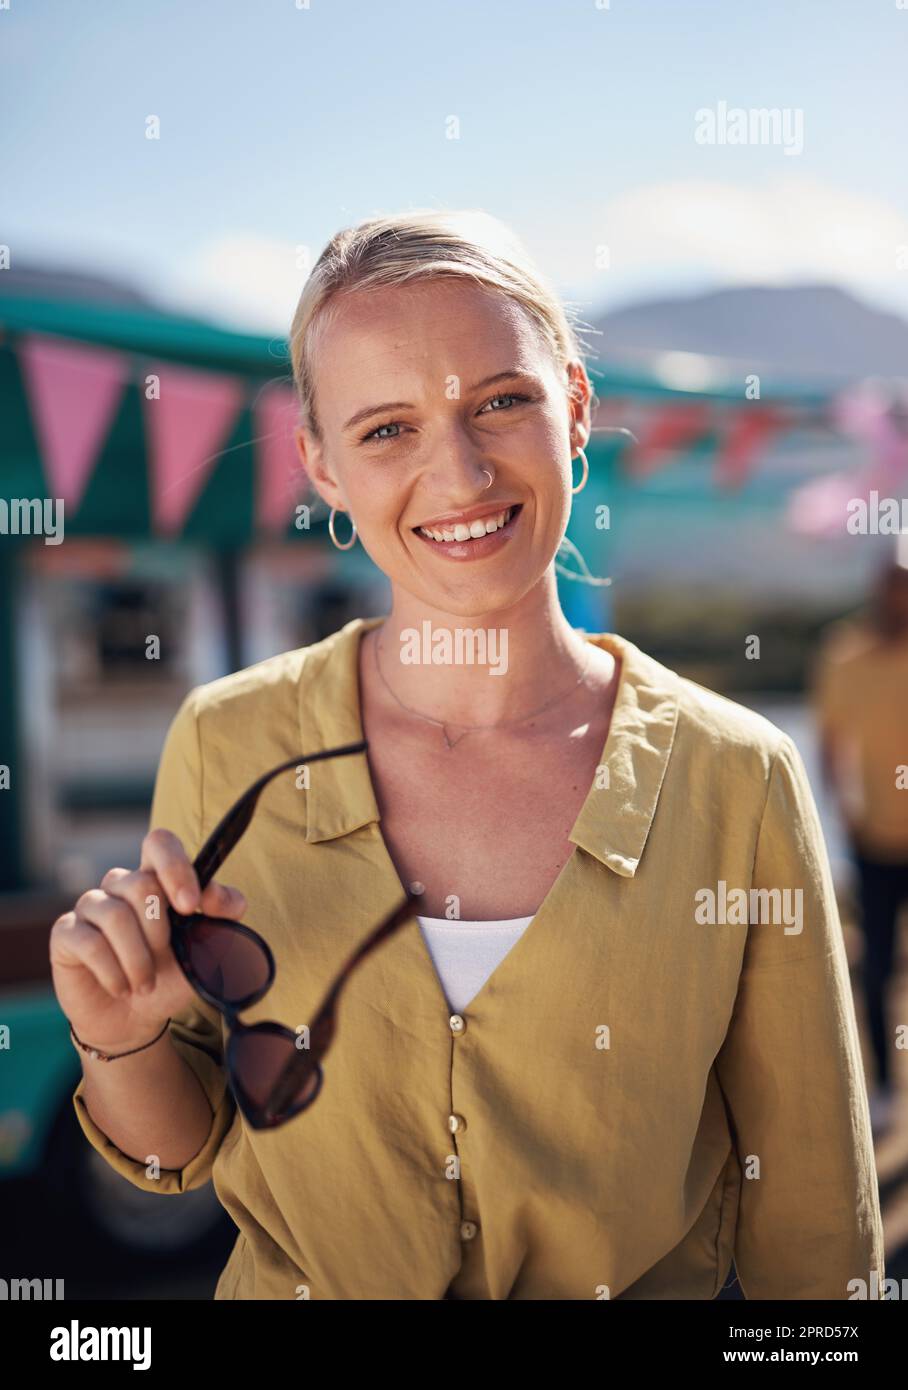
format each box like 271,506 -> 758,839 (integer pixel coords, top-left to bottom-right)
419,506 -> 513,543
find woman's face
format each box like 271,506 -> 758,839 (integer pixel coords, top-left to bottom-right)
298,277 -> 591,617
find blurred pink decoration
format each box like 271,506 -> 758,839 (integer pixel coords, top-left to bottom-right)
19,334 -> 128,510
254,384 -> 303,534
786,381 -> 908,537
786,470 -> 872,537
142,363 -> 244,535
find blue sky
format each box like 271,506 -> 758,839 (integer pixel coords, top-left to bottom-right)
3,0 -> 907,335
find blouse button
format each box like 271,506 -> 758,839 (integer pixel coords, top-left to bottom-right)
460,1221 -> 478,1241
448,1113 -> 467,1133
449,1014 -> 466,1034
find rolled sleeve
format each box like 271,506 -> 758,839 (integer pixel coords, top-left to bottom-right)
715,735 -> 885,1299
72,1006 -> 235,1194
70,689 -> 236,1194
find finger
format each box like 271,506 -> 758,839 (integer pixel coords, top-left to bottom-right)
51,912 -> 132,999
199,880 -> 247,918
74,889 -> 157,995
101,868 -> 175,954
140,829 -> 200,915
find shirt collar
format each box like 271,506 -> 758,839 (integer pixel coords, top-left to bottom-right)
301,616 -> 680,878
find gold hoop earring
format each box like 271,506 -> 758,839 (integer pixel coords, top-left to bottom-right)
571,445 -> 589,495
328,507 -> 357,550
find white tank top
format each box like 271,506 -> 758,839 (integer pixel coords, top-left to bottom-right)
416,914 -> 535,1014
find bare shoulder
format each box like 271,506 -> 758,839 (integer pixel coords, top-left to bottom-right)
814,615 -> 873,669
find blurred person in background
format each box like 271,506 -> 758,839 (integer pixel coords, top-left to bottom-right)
813,550 -> 908,1136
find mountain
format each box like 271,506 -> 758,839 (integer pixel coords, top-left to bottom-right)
588,284 -> 908,384
0,262 -> 158,309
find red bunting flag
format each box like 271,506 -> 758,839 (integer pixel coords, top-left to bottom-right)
714,406 -> 788,490
627,402 -> 712,477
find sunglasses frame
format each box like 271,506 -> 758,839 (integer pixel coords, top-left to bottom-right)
167,740 -> 419,1130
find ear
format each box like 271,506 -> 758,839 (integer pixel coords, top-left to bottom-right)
565,361 -> 592,451
294,426 -> 345,510
293,426 -> 307,470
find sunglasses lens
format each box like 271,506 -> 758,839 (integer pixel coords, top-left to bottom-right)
232,1030 -> 322,1122
179,916 -> 271,1005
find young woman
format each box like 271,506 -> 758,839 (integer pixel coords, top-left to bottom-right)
51,210 -> 884,1300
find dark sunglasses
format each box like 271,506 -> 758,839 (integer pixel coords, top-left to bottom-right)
168,740 -> 418,1131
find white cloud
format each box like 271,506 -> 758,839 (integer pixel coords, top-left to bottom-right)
535,176 -> 908,313
162,233 -> 308,336
606,177 -> 905,279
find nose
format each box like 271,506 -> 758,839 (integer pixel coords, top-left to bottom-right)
419,433 -> 497,508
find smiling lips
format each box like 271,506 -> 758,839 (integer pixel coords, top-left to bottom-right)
410,503 -> 523,560
416,504 -> 517,543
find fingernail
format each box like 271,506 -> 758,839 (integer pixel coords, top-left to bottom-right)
177,888 -> 196,912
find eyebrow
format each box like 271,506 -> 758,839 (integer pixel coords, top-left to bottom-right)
342,369 -> 544,433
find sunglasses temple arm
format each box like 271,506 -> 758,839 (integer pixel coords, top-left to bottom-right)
265,893 -> 418,1117
319,891 -> 419,1015
191,741 -> 368,890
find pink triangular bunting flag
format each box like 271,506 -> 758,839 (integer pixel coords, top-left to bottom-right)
255,384 -> 305,533
143,364 -> 244,534
18,334 -> 129,511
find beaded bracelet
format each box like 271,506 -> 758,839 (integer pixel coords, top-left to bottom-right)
68,1017 -> 171,1062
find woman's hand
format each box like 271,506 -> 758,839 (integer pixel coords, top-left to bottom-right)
50,828 -> 247,1054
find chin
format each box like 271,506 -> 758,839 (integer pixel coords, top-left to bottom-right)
415,578 -> 539,621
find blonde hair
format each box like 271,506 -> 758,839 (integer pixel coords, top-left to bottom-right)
288,208 -> 598,440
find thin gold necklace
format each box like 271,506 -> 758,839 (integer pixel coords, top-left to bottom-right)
373,628 -> 594,750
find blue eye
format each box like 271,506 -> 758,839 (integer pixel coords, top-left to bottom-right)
481,392 -> 532,413
361,421 -> 401,444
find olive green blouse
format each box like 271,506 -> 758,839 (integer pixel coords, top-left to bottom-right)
72,616 -> 884,1299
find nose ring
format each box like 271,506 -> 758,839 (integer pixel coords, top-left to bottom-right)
481,468 -> 494,488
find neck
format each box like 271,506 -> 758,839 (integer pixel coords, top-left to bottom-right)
370,577 -> 606,728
